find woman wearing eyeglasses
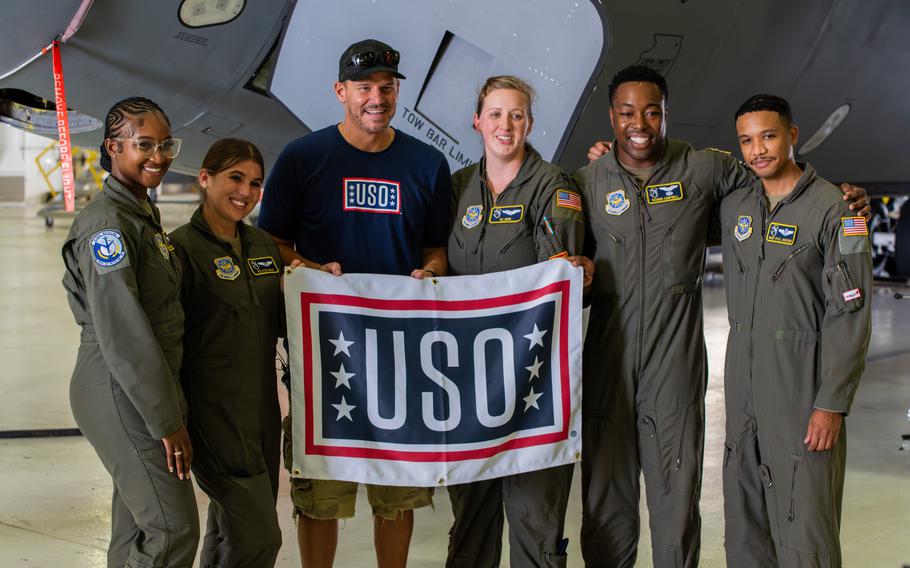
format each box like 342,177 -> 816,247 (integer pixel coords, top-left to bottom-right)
62,97 -> 200,567
445,76 -> 593,567
170,139 -> 284,567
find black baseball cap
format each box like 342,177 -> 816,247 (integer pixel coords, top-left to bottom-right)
338,39 -> 406,82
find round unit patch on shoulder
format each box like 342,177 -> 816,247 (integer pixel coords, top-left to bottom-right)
91,230 -> 127,267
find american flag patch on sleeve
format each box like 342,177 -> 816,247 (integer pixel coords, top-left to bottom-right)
841,216 -> 868,237
556,190 -> 582,211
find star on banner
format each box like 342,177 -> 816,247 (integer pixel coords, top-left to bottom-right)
525,356 -> 543,381
523,387 -> 543,412
523,323 -> 548,350
331,363 -> 355,389
329,331 -> 354,357
332,396 -> 356,422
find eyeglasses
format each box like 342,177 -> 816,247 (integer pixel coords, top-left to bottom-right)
113,137 -> 183,159
347,49 -> 400,69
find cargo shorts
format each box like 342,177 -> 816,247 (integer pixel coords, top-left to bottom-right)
282,416 -> 433,520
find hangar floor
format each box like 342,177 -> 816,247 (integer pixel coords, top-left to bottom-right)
1,202 -> 908,567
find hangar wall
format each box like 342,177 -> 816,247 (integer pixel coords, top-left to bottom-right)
0,122 -> 83,204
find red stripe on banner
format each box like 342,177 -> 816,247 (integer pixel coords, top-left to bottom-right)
52,41 -> 75,213
301,279 -> 574,461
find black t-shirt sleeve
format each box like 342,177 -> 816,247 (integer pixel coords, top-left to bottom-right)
423,157 -> 453,248
258,143 -> 302,241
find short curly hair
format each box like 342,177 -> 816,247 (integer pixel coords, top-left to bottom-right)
608,65 -> 669,106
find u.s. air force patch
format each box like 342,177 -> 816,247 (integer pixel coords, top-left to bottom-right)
645,181 -> 684,205
214,256 -> 241,280
735,215 -> 753,241
90,230 -> 127,271
462,204 -> 483,229
248,256 -> 279,276
490,204 -> 524,223
605,189 -> 629,216
766,222 -> 798,245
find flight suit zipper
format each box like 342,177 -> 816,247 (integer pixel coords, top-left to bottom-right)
747,199 -> 768,375
770,243 -> 810,281
787,458 -> 798,522
731,243 -> 746,274
221,239 -> 261,307
674,406 -> 690,470
662,191 -> 696,239
640,415 -> 669,490
634,187 -> 648,378
500,227 -> 532,255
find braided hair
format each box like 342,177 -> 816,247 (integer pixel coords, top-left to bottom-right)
99,97 -> 171,172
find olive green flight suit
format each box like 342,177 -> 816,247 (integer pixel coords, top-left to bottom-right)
62,176 -> 199,568
171,206 -> 284,567
572,140 -> 753,567
720,164 -> 871,567
446,146 -> 585,568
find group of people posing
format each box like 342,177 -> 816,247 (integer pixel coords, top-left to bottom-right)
63,37 -> 872,568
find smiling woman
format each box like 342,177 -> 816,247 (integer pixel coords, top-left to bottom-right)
445,76 -> 591,567
61,96 -> 200,566
169,138 -> 285,567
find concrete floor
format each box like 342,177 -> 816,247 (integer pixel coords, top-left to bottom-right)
1,202 -> 908,567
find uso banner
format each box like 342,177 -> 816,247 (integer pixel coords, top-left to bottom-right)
284,260 -> 583,487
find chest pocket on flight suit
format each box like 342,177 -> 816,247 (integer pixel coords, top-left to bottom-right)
492,217 -> 537,271
723,228 -> 749,324
589,209 -> 628,300
187,264 -> 243,373
660,182 -> 706,293
135,228 -> 181,326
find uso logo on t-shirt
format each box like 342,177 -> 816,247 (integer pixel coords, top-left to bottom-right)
344,178 -> 401,214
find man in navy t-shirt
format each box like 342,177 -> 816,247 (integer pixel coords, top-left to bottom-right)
259,43 -> 450,278
258,39 -> 450,567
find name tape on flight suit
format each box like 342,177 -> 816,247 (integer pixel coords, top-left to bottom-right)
343,178 -> 401,214
248,256 -> 279,276
214,256 -> 241,280
765,222 -> 798,246
645,181 -> 684,205
489,205 -> 524,223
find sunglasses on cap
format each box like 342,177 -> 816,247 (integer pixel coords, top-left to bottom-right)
347,49 -> 400,69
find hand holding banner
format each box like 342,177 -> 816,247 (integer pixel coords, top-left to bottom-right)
284,260 -> 583,487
